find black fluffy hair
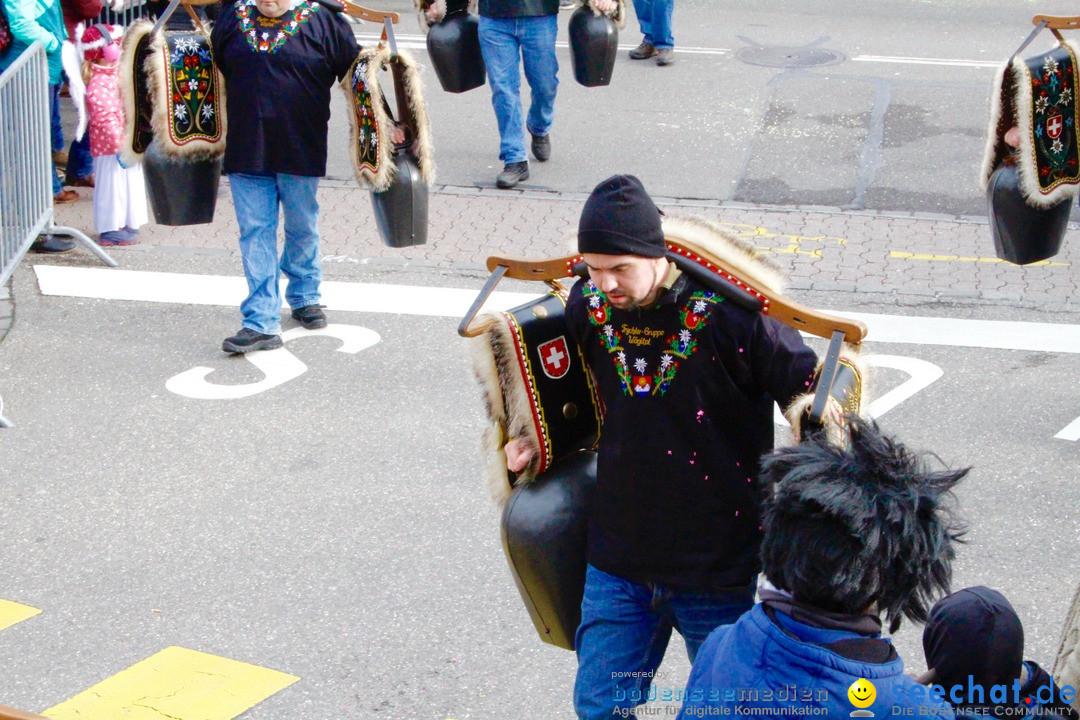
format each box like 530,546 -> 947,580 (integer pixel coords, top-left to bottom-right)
759,416 -> 968,633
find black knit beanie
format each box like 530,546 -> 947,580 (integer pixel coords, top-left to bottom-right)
923,586 -> 1024,692
577,175 -> 666,258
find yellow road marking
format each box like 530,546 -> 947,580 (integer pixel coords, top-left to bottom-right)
44,646 -> 299,720
890,251 -> 1070,266
0,599 -> 41,631
716,222 -> 847,257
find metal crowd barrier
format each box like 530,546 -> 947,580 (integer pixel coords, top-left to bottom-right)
98,0 -> 152,28
0,42 -> 118,428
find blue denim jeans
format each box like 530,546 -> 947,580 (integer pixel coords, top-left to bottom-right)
632,0 -> 674,50
478,14 -> 558,163
229,173 -> 323,335
574,564 -> 755,720
66,133 -> 94,184
49,84 -> 63,196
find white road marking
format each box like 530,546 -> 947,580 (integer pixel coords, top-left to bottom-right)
33,265 -> 1080,354
33,265 -> 528,318
1055,416 -> 1080,442
353,32 -> 997,68
863,355 -> 944,417
773,354 -> 943,426
166,325 -> 380,400
851,55 -> 1000,69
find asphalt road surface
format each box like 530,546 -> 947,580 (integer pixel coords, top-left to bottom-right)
0,250 -> 1077,718
6,0 -> 1079,717
329,0 -> 1080,215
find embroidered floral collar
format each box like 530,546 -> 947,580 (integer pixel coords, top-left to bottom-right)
583,280 -> 724,397
237,0 -> 319,54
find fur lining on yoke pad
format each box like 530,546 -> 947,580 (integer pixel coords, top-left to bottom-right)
143,28 -> 226,160
981,39 -> 1080,208
342,45 -> 435,192
119,19 -> 156,165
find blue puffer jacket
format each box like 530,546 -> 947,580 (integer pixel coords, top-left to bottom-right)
678,604 -> 954,719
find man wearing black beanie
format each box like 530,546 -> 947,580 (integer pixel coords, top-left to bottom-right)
505,174 -> 820,720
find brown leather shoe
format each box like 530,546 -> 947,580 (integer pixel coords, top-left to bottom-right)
53,189 -> 80,204
70,175 -> 95,188
629,40 -> 657,60
655,49 -> 676,66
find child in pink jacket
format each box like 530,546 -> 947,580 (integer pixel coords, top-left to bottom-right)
76,23 -> 148,245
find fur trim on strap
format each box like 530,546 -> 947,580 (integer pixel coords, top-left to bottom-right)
343,46 -> 395,191
142,28 -> 227,160
981,40 -> 1080,208
119,19 -> 155,165
581,0 -> 627,30
661,215 -> 787,295
784,345 -> 869,446
413,0 -> 475,32
469,290 -> 602,508
397,47 -> 436,185
469,314 -> 541,508
61,41 -> 88,142
343,45 -> 435,192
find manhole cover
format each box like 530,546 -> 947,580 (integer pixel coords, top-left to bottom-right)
736,46 -> 846,68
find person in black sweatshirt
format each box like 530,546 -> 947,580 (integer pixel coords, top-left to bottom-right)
505,174 -> 820,720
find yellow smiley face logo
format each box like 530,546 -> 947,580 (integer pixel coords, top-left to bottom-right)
848,678 -> 876,708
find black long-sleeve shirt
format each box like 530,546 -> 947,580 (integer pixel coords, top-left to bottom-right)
565,271 -> 819,590
210,0 -> 359,177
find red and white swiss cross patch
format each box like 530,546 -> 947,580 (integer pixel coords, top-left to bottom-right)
1048,113 -> 1064,139
537,336 -> 572,379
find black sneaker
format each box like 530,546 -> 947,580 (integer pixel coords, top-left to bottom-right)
222,327 -> 283,353
496,161 -> 529,189
291,304 -> 327,329
530,132 -> 551,162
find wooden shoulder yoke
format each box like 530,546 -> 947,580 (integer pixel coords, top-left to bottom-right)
459,253 -> 868,347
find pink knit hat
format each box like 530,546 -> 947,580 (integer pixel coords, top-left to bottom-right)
78,23 -> 122,63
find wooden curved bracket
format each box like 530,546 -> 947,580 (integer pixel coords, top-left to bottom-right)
465,254 -> 867,345
1033,15 -> 1080,30
340,0 -> 399,24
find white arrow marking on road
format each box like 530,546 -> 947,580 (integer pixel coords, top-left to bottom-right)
1055,417 -> 1080,442
165,325 -> 380,400
863,355 -> 944,417
772,354 -> 943,426
34,265 -> 1080,354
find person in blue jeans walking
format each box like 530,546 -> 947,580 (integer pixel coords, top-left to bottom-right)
211,0 -> 400,352
504,175 -> 820,719
629,0 -> 674,66
476,0 -> 555,189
